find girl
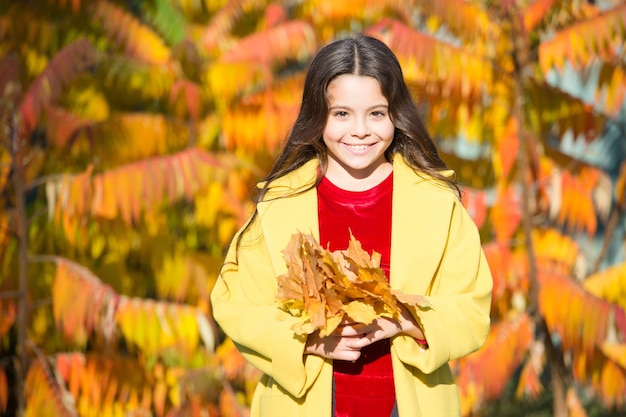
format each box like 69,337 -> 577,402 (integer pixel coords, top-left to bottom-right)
210,34 -> 493,417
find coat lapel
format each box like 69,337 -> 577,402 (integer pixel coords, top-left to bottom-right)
256,155 -> 455,293
390,155 -> 455,293
257,160 -> 320,276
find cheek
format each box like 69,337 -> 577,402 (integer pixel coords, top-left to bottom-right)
379,123 -> 396,142
322,120 -> 345,141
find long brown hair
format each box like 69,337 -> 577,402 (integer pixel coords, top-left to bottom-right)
257,34 -> 458,201
226,34 -> 458,262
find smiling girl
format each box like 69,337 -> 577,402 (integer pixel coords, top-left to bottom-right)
211,34 -> 493,417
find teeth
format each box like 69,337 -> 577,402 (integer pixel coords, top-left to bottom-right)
347,144 -> 370,150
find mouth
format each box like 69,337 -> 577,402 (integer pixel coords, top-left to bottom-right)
343,143 -> 375,152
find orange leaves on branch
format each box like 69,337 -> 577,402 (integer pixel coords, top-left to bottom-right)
53,258 -> 118,347
413,0 -> 492,42
538,271 -> 624,361
461,188 -> 488,229
52,256 -> 216,356
276,232 -> 429,337
115,296 -> 216,356
44,106 -> 95,149
48,148 -> 226,234
90,0 -> 171,65
169,79 -> 202,121
552,167 -> 603,236
490,187 -> 522,245
454,313 -> 534,414
19,38 -> 98,135
539,3 -> 626,73
54,352 -> 157,417
200,0 -> 266,52
532,228 -> 581,276
526,80 -> 605,140
25,356 -> 78,417
584,262 -> 626,309
493,117 -> 519,184
219,21 -> 317,66
522,0 -> 558,31
366,19 -> 490,101
222,75 -> 303,153
516,340 -> 546,400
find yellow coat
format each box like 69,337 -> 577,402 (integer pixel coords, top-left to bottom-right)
211,154 -> 493,417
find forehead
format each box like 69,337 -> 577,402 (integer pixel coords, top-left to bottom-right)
326,74 -> 386,104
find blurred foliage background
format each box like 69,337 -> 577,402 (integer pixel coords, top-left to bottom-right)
0,0 -> 626,416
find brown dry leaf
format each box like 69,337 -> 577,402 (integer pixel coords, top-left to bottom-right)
276,231 -> 421,336
392,290 -> 431,309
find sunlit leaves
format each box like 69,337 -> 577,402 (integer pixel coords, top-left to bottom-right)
523,0 -> 559,32
539,3 -> 626,73
493,117 -> 519,185
461,188 -> 488,229
551,166 -> 607,236
199,0 -> 270,52
276,232 -> 428,336
454,313 -> 534,414
98,57 -> 178,108
219,20 -> 317,65
412,0 -> 494,43
538,271 -> 626,382
24,357 -> 77,417
490,187 -> 522,244
47,148 -> 227,236
52,257 -> 216,356
533,228 -> 582,276
221,74 -> 302,153
19,38 -> 98,135
525,79 -> 606,140
116,296 -> 215,356
54,353 -> 161,417
584,262 -> 626,309
52,258 -> 118,347
91,0 -> 171,65
154,252 -> 221,305
367,19 -> 491,102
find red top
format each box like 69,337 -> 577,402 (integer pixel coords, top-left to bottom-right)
317,172 -> 395,417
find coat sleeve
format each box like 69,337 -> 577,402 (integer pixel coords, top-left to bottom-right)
210,215 -> 326,398
392,198 -> 493,374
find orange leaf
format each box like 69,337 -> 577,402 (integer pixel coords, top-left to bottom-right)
490,187 -> 522,244
276,232 -> 407,336
0,367 -> 7,413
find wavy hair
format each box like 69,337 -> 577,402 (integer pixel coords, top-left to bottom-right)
257,34 -> 458,201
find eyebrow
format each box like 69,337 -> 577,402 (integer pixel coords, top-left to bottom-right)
328,104 -> 389,111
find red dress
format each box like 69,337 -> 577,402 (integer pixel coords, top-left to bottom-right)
317,172 -> 395,417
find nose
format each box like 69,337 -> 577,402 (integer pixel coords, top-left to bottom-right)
351,117 -> 370,138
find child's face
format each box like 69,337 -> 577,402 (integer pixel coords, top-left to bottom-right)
322,74 -> 395,187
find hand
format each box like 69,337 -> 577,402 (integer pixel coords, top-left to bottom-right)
304,321 -> 369,361
304,306 -> 425,360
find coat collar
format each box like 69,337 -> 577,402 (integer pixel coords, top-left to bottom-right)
257,155 -> 456,291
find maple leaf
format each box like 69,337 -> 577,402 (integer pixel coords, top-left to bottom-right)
276,232 -> 426,336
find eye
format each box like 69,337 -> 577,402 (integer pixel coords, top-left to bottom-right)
371,110 -> 386,117
333,110 -> 349,118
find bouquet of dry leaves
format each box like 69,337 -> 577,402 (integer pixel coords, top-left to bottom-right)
276,231 -> 429,336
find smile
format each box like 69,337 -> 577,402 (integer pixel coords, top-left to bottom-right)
343,144 -> 374,151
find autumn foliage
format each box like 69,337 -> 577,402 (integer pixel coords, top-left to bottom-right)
276,232 -> 429,336
0,0 -> 626,417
